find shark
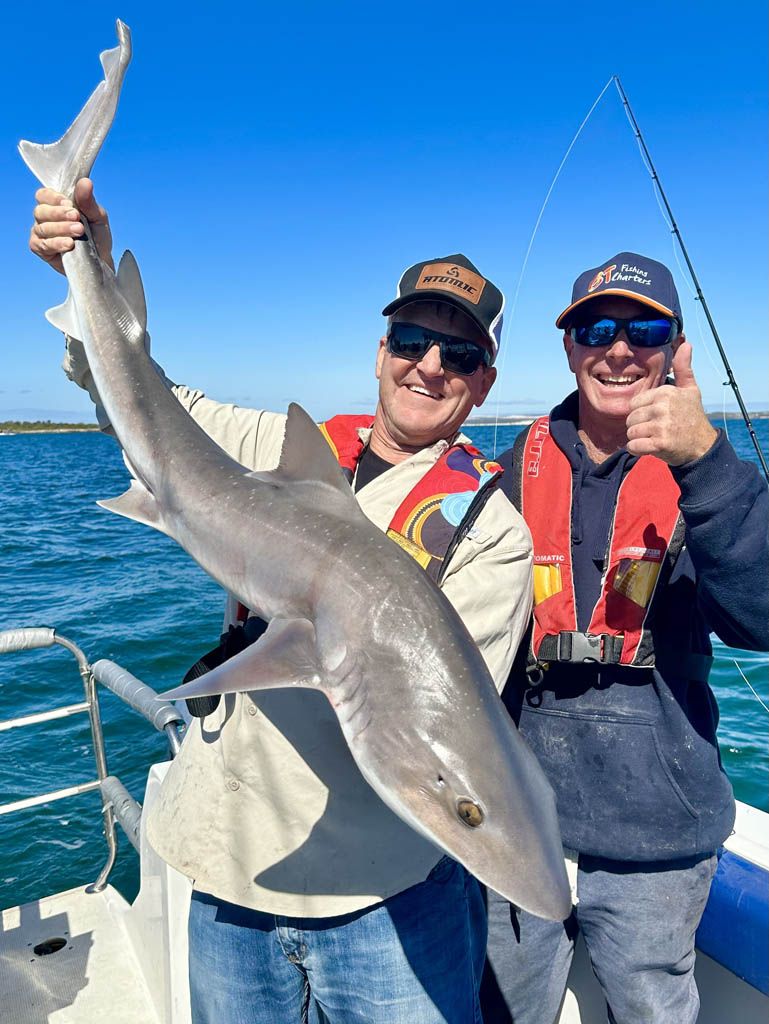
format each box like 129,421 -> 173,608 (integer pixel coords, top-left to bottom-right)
19,21 -> 571,921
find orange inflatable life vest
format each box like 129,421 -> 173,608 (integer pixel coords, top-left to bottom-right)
520,416 -> 683,667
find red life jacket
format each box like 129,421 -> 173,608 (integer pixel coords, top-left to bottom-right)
519,416 -> 683,668
320,414 -> 503,583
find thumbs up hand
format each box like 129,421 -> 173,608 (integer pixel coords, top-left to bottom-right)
625,341 -> 718,465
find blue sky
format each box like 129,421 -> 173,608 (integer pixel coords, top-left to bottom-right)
3,1 -> 767,422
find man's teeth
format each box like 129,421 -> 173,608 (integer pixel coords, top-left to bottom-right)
408,385 -> 441,399
598,375 -> 641,387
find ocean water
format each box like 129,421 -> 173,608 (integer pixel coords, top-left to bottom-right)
0,420 -> 766,911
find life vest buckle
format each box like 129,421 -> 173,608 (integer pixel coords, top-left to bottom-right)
555,631 -> 624,665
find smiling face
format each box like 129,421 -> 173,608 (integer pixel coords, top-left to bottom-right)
563,296 -> 683,438
372,301 -> 496,458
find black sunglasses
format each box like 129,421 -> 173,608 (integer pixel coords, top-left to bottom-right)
570,315 -> 678,349
386,322 -> 491,376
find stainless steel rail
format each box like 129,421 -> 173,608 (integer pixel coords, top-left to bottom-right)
100,775 -> 142,853
0,627 -> 185,892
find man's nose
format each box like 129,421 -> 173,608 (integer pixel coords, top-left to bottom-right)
605,332 -> 633,358
415,341 -> 444,374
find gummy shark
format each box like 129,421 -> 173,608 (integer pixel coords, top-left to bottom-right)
19,21 -> 570,920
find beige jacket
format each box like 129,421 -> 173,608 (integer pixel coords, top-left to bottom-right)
63,345 -> 534,916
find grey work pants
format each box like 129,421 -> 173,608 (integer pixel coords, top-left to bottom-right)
481,852 -> 718,1024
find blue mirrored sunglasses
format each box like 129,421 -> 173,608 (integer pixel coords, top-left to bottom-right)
386,322 -> 491,376
570,315 -> 678,349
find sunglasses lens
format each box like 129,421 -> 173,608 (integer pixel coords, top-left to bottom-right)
388,324 -> 430,360
441,341 -> 487,375
573,318 -> 619,346
627,319 -> 676,347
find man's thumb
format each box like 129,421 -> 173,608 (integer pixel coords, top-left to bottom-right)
672,340 -> 697,389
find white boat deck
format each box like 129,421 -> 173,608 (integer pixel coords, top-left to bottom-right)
1,767 -> 766,1023
0,885 -> 158,1023
0,765 -> 191,1024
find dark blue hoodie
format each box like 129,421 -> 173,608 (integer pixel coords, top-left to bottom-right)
499,393 -> 769,861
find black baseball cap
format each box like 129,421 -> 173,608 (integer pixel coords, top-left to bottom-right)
555,252 -> 683,331
382,254 -> 505,362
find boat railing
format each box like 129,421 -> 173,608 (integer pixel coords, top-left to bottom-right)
0,626 -> 184,892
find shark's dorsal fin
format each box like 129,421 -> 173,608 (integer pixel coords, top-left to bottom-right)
115,250 -> 148,337
97,480 -> 166,533
160,617 -> 322,702
271,403 -> 358,498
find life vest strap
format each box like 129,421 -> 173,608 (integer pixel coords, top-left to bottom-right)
538,631 -> 624,665
531,631 -> 713,682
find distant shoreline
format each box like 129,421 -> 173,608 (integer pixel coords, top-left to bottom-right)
0,422 -> 99,435
1,411 -> 767,435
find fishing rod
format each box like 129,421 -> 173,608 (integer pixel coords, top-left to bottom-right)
614,75 -> 769,483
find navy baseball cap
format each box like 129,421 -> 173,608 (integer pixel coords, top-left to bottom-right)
555,252 -> 683,331
382,254 -> 505,362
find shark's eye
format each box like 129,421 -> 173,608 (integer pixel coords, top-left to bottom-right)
457,799 -> 484,828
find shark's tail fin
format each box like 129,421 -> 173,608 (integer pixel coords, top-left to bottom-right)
18,20 -> 131,196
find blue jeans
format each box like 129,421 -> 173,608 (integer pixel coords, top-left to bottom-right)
189,856 -> 486,1023
482,852 -> 718,1024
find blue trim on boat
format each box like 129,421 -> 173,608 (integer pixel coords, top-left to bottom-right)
696,849 -> 769,994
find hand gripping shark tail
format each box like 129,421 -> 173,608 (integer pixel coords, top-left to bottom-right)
18,20 -> 131,197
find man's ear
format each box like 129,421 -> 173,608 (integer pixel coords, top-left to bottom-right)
474,366 -> 497,408
563,331 -> 576,372
375,336 -> 387,380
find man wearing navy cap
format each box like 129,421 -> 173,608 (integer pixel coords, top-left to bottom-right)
482,252 -> 769,1023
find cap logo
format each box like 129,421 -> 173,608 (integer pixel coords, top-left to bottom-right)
587,264 -> 616,293
415,262 -> 486,306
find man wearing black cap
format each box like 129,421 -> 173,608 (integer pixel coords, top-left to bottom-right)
482,252 -> 769,1024
29,181 -> 533,1024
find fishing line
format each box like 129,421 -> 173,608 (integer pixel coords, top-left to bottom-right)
619,83 -> 733,435
491,76 -> 615,456
613,76 -> 769,482
733,659 -> 769,715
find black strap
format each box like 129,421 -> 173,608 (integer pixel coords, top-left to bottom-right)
533,631 -> 712,681
183,618 -> 269,718
436,472 -> 502,585
538,631 -> 624,665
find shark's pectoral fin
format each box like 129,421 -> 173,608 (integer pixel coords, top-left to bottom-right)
97,481 -> 166,533
160,617 -> 322,702
46,290 -> 82,338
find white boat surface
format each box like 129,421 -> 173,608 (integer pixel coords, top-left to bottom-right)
1,628 -> 766,1023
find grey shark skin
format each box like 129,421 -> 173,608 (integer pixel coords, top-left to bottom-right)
19,22 -> 571,921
